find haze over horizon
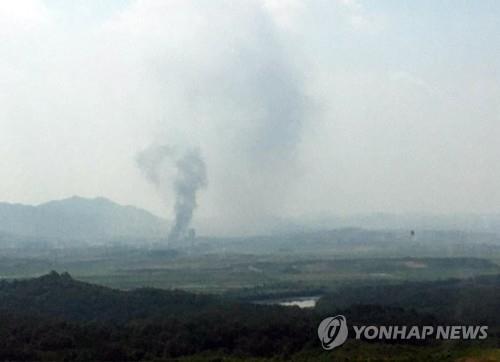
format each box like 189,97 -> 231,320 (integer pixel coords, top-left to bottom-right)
2,0 -> 500,235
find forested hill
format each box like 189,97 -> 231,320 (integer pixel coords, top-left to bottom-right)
1,271 -> 499,326
317,274 -> 500,326
0,271 -> 224,322
0,272 -> 498,360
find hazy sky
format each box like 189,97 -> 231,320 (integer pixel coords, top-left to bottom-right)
1,0 -> 500,234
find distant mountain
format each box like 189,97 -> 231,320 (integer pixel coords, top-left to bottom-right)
198,213 -> 500,238
298,213 -> 500,234
0,196 -> 169,242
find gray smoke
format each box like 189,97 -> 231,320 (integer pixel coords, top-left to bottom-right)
167,148 -> 207,242
136,145 -> 174,188
136,145 -> 207,243
137,3 -> 310,234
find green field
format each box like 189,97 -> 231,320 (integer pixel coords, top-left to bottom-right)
1,247 -> 499,298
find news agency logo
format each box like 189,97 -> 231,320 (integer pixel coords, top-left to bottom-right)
317,315 -> 348,350
318,315 -> 488,351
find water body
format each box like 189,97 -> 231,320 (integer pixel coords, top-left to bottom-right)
255,296 -> 321,309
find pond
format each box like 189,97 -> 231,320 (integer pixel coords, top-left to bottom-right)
254,296 -> 321,309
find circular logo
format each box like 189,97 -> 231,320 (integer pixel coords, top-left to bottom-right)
318,315 -> 348,350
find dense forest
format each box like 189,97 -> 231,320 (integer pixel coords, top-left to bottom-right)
0,272 -> 497,361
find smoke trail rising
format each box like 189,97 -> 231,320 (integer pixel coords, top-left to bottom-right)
167,148 -> 207,242
136,145 -> 207,243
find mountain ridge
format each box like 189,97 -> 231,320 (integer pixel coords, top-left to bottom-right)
0,196 -> 169,242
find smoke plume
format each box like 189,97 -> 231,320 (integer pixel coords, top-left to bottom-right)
136,145 -> 207,243
168,148 -> 207,242
128,2 -> 311,235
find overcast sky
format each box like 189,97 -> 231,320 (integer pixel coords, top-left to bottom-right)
1,0 -> 500,234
